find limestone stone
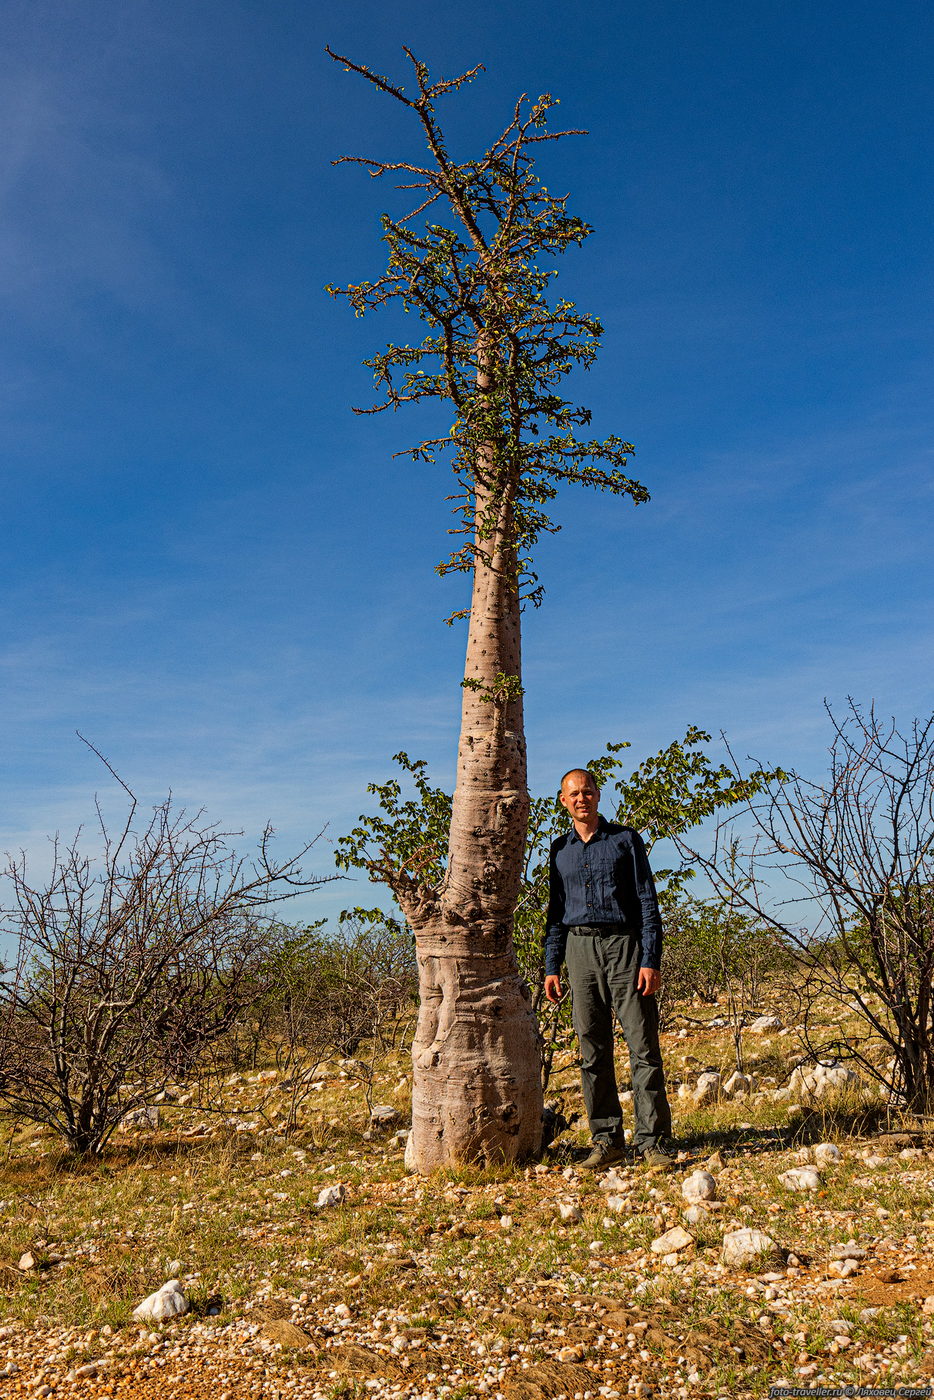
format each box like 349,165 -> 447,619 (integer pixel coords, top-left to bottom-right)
748,1014 -> 783,1032
681,1169 -> 717,1203
788,1059 -> 859,1101
316,1183 -> 347,1209
132,1280 -> 188,1323
721,1228 -> 779,1268
778,1166 -> 822,1192
693,1071 -> 721,1106
650,1225 -> 693,1254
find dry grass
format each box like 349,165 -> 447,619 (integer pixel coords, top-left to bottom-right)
1,996 -> 934,1398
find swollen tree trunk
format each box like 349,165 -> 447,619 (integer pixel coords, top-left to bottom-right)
405,473 -> 543,1172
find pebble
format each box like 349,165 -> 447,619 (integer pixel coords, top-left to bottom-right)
830,1240 -> 866,1259
722,1228 -> 779,1268
778,1166 -> 822,1192
316,1183 -> 346,1209
693,1071 -> 721,1105
650,1225 -> 694,1254
681,1169 -> 717,1203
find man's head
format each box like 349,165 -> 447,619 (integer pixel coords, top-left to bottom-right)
559,768 -> 600,826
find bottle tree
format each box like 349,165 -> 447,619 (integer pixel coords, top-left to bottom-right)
327,48 -> 648,1170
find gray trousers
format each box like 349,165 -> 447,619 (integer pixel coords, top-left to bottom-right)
565,925 -> 672,1152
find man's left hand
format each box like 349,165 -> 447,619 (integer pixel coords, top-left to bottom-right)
637,967 -> 661,996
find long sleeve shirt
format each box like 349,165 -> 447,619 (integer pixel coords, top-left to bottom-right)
544,817 -> 664,976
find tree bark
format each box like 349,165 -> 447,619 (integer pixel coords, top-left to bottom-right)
405,452 -> 543,1170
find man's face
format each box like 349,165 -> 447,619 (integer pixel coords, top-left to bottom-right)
559,771 -> 600,824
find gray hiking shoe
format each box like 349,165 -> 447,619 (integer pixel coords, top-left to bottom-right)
640,1143 -> 676,1171
580,1138 -> 627,1171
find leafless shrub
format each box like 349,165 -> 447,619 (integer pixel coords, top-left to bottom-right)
0,782 -> 331,1154
678,703 -> 934,1115
245,914 -> 417,1125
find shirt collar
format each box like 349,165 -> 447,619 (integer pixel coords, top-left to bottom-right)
569,814 -> 606,844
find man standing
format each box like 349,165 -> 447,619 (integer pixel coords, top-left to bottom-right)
544,769 -> 673,1170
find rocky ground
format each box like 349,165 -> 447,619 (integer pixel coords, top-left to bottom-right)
2,1010 -> 933,1399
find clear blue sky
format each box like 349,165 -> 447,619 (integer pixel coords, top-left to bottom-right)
2,0 -> 932,921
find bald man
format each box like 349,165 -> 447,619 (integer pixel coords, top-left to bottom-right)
544,768 -> 673,1170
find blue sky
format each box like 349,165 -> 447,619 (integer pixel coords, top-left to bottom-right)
2,0 -> 932,923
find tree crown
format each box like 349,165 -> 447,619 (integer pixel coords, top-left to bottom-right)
325,47 -> 647,616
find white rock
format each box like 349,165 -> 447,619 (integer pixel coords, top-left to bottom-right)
693,1071 -> 721,1106
814,1142 -> 843,1166
721,1228 -> 778,1268
778,1166 -> 822,1192
166,1260 -> 183,1276
404,1131 -> 417,1173
830,1240 -> 866,1260
748,1014 -> 783,1032
605,1194 -> 628,1213
120,1105 -> 161,1130
788,1059 -> 859,1102
316,1184 -> 346,1209
132,1280 -> 188,1323
828,1258 -> 859,1278
17,1252 -> 38,1272
557,1200 -> 582,1224
722,1071 -> 751,1098
650,1225 -> 693,1254
683,1203 -> 710,1226
681,1169 -> 717,1203
369,1105 -> 400,1129
598,1169 -> 628,1192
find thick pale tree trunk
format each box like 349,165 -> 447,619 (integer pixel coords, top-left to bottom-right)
403,437 -> 544,1171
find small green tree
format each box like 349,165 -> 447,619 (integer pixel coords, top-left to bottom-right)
339,728 -> 783,1083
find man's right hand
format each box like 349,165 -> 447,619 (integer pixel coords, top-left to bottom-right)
544,974 -> 564,1003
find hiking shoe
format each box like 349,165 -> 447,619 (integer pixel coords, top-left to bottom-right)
580,1138 -> 628,1171
640,1143 -> 676,1171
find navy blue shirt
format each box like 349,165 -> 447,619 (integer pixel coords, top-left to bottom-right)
545,817 -> 664,976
